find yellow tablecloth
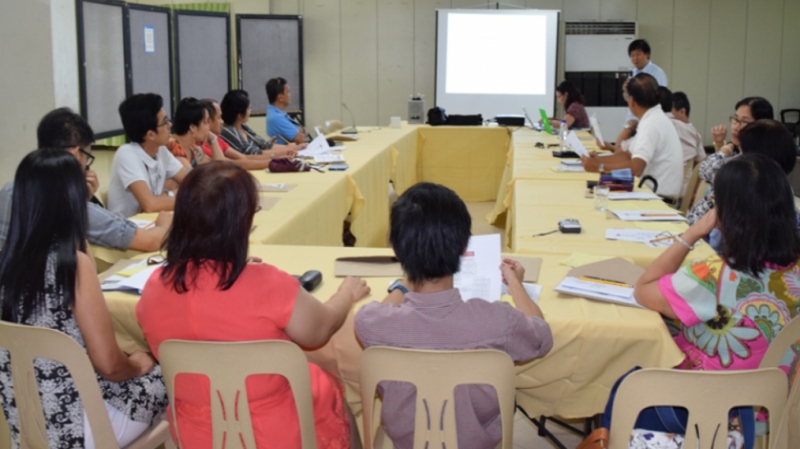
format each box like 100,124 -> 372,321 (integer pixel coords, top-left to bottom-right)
105,244 -> 683,420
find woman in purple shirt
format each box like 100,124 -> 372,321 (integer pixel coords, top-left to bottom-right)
546,81 -> 590,129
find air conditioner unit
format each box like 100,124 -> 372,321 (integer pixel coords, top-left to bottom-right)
565,21 -> 636,141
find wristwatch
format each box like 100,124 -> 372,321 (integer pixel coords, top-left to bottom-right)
388,279 -> 408,294
599,163 -> 605,173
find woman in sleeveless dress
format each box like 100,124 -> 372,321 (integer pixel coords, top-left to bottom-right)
0,148 -> 168,448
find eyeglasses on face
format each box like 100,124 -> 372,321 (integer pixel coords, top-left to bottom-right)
79,148 -> 95,169
729,116 -> 753,127
157,117 -> 172,128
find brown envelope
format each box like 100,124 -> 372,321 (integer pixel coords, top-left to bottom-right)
513,256 -> 543,283
258,196 -> 281,212
566,257 -> 644,285
334,256 -> 402,277
258,184 -> 297,192
98,259 -> 139,282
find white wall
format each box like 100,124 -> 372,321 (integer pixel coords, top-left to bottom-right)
272,0 -> 800,145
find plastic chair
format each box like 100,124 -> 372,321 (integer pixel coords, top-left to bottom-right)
359,347 -> 516,449
609,368 -> 788,449
158,340 -> 318,449
758,316 -> 800,449
780,109 -> 800,126
0,320 -> 171,449
679,163 -> 702,215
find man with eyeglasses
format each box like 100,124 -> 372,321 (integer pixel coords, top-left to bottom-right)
0,108 -> 172,252
108,93 -> 188,218
266,77 -> 307,144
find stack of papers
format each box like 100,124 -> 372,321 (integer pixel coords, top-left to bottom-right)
298,134 -> 333,158
607,192 -> 661,201
555,276 -> 642,308
501,282 -> 542,303
101,259 -> 163,294
610,210 -> 686,221
554,164 -> 586,173
560,160 -> 583,167
313,154 -> 345,164
605,229 -> 672,248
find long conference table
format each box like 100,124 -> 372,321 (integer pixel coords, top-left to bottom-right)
100,123 -> 713,422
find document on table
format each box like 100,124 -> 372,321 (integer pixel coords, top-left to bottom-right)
607,192 -> 661,201
554,276 -> 643,308
101,260 -> 162,294
605,229 -> 672,248
297,133 -> 331,157
128,219 -> 154,229
610,210 -> 687,221
590,114 -> 604,146
565,131 -> 590,157
313,154 -> 345,164
560,159 -> 583,167
501,282 -> 542,303
552,165 -> 586,173
454,234 -> 502,302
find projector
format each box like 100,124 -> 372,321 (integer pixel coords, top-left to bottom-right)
495,114 -> 525,127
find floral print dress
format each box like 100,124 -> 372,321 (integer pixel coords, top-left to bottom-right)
0,253 -> 168,448
658,255 -> 800,376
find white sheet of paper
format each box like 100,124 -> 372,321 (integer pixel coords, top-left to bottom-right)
313,154 -> 345,164
604,229 -> 672,248
297,133 -> 331,157
101,263 -> 162,294
565,131 -> 589,157
590,114 -> 604,146
454,234 -> 502,302
501,282 -> 542,303
554,276 -> 642,308
144,26 -> 155,53
555,165 -> 586,172
560,159 -> 583,166
607,192 -> 662,201
128,219 -> 153,229
611,210 -> 687,222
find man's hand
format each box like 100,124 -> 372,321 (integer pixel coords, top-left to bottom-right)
85,170 -> 99,199
500,259 -> 525,285
711,124 -> 727,147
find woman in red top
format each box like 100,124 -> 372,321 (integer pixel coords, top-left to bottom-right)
136,162 -> 370,449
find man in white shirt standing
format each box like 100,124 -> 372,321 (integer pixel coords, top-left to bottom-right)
580,73 -> 684,200
604,39 -> 670,152
108,93 -> 188,218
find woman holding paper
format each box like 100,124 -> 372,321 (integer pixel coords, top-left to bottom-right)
218,89 -> 301,159
0,148 -> 168,448
544,81 -> 590,129
136,162 -> 369,449
580,154 -> 800,449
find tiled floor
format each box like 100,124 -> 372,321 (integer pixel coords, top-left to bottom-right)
513,411 -> 585,449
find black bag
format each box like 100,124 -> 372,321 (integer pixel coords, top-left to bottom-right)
446,114 -> 483,126
427,107 -> 447,126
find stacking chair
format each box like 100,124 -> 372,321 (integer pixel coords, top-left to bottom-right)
158,340 -> 318,449
0,320 -> 171,449
609,368 -> 788,449
359,347 -> 516,449
758,316 -> 800,449
679,163 -> 702,215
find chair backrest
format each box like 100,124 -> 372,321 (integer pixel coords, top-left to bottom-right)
322,120 -> 344,134
759,316 -> 800,370
609,368 -> 788,449
679,163 -> 702,215
758,316 -> 800,449
157,340 -> 317,449
359,347 -> 516,449
780,109 -> 800,125
0,320 -> 121,449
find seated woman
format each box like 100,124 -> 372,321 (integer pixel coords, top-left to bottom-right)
0,148 -> 167,448
200,98 -> 274,170
218,89 -> 300,159
686,97 -> 774,224
587,153 -> 800,448
545,81 -> 590,129
167,97 -> 226,169
136,162 -> 369,449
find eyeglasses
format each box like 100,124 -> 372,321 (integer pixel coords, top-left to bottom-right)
79,148 -> 95,169
157,117 -> 172,128
729,116 -> 753,127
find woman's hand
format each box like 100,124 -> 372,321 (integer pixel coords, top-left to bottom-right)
128,351 -> 156,376
711,124 -> 727,147
337,276 -> 371,304
684,209 -> 718,245
719,143 -> 735,157
500,259 -> 525,285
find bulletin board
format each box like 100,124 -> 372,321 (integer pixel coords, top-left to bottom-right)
128,4 -> 174,116
76,0 -> 130,139
174,10 -> 231,103
236,14 -> 304,117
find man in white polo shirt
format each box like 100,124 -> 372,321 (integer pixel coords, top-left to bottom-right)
580,73 -> 683,200
108,93 -> 188,218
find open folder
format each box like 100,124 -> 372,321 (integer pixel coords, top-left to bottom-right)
554,258 -> 645,308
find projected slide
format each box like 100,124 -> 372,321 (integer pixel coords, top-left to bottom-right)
436,9 -> 560,119
446,13 -> 546,95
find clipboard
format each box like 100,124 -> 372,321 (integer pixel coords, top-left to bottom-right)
512,256 -> 542,283
334,256 -> 402,277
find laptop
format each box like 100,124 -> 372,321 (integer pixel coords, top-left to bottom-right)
539,108 -> 556,135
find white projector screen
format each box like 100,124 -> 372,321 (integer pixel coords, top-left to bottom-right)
435,9 -> 560,119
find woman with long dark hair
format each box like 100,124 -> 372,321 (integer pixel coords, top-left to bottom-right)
544,80 -> 590,129
0,148 -> 167,448
136,161 -> 369,449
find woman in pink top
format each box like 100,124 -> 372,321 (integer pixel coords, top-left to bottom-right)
136,161 -> 370,449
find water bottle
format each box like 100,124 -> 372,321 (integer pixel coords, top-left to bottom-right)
559,119 -> 569,151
